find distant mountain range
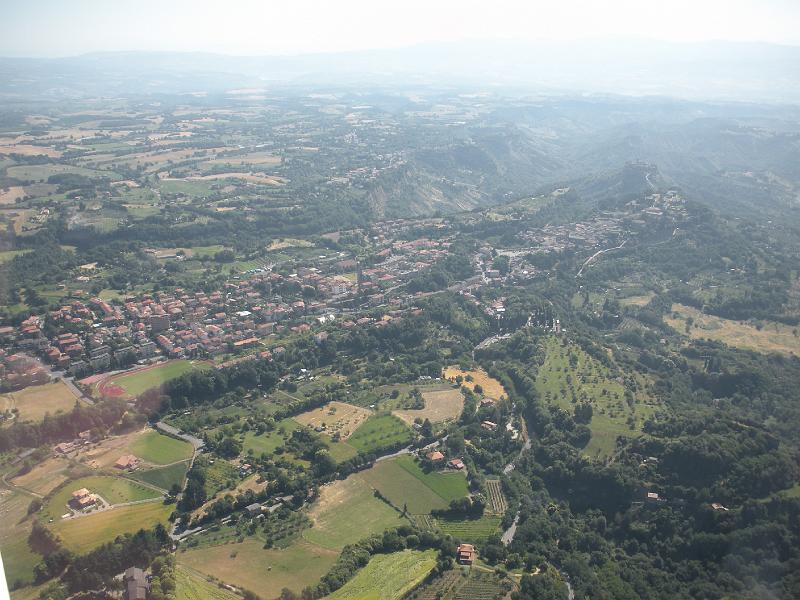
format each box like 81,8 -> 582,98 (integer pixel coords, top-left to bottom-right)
1,38 -> 800,102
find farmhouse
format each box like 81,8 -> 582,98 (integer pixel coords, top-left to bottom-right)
115,454 -> 142,470
448,458 -> 465,470
123,566 -> 150,600
245,502 -> 263,517
481,420 -> 498,432
426,450 -> 444,462
457,543 -> 475,565
70,488 -> 99,509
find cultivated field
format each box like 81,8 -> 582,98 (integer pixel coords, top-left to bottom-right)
347,414 -> 414,455
666,303 -> 800,356
295,401 -> 372,439
0,380 -> 79,423
304,475 -> 405,550
485,480 -> 507,514
327,549 -> 438,600
175,566 -> 240,600
358,456 -> 468,515
53,501 -> 173,554
128,430 -> 194,465
178,539 -> 337,597
433,515 -> 502,544
241,418 -> 303,459
394,388 -> 464,425
99,359 -> 210,398
443,367 -> 507,400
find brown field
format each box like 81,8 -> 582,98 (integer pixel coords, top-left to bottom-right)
0,380 -> 80,423
666,303 -> 800,356
394,389 -> 464,425
10,457 -> 71,496
0,186 -> 25,204
0,144 -> 61,158
72,428 -> 150,469
295,401 -> 372,440
443,366 -> 507,400
267,238 -> 313,251
203,152 -> 281,167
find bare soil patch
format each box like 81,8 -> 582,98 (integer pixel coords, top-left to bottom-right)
295,401 -> 372,440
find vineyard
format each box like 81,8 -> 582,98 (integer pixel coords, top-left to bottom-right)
407,569 -> 513,600
485,480 -> 508,514
433,515 -> 502,544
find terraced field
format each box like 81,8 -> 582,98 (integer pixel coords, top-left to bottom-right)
485,480 -> 507,514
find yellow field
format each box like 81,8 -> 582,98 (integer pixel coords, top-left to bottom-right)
178,539 -> 337,597
10,457 -> 70,496
295,401 -> 372,440
394,389 -> 464,425
53,501 -> 172,554
0,144 -> 61,157
443,366 -> 507,400
619,292 -> 655,307
0,380 -> 79,423
666,304 -> 800,356
0,186 -> 25,204
184,172 -> 285,185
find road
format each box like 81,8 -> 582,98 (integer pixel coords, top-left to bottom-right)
501,511 -> 520,546
576,240 -> 627,278
155,421 -> 204,450
57,375 -> 94,406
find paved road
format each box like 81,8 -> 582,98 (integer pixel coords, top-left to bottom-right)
155,422 -> 204,450
59,376 -> 94,405
374,446 -> 413,463
501,511 -> 520,546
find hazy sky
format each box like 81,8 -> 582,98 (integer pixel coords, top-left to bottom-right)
2,0 -> 799,57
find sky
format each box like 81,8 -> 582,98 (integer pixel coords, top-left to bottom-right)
1,0 -> 799,57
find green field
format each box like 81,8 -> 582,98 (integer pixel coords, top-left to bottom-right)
327,549 -> 438,600
159,179 -> 214,196
130,461 -> 190,490
325,439 -> 359,463
176,566 -> 240,600
129,430 -> 194,465
0,249 -> 31,264
54,501 -> 173,554
347,415 -> 414,455
241,418 -> 302,456
40,475 -> 161,522
359,457 -> 468,515
6,164 -> 121,182
0,490 -> 40,588
433,515 -> 502,544
535,336 -> 659,458
178,539 -> 337,597
204,460 -> 240,497
109,360 -> 209,397
395,456 -> 469,502
304,475 -> 407,550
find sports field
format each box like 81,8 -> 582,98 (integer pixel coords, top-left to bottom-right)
347,415 -> 414,455
358,456 -> 468,515
666,303 -> 800,356
326,549 -> 438,600
41,475 -> 161,522
304,475 -> 405,550
443,366 -> 507,400
178,539 -> 337,597
53,501 -> 172,554
128,430 -> 194,465
103,359 -> 210,397
0,380 -> 79,423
